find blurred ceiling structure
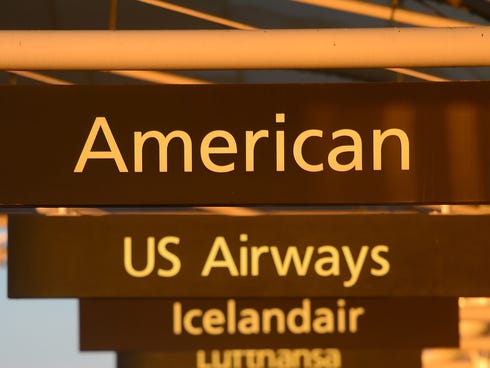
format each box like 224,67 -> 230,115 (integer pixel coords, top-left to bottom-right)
0,0 -> 489,84
1,1 -> 490,367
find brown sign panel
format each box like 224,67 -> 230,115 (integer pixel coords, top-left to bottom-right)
80,298 -> 458,350
117,350 -> 422,368
0,82 -> 489,206
8,213 -> 490,297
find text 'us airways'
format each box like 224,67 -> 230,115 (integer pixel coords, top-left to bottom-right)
123,234 -> 390,288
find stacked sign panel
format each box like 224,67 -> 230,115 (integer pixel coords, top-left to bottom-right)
7,81 -> 490,366
0,82 -> 488,206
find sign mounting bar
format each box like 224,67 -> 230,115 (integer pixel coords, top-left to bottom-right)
1,27 -> 489,70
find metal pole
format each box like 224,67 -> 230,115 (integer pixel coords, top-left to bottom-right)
294,0 -> 476,27
0,27 -> 489,70
109,0 -> 118,30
